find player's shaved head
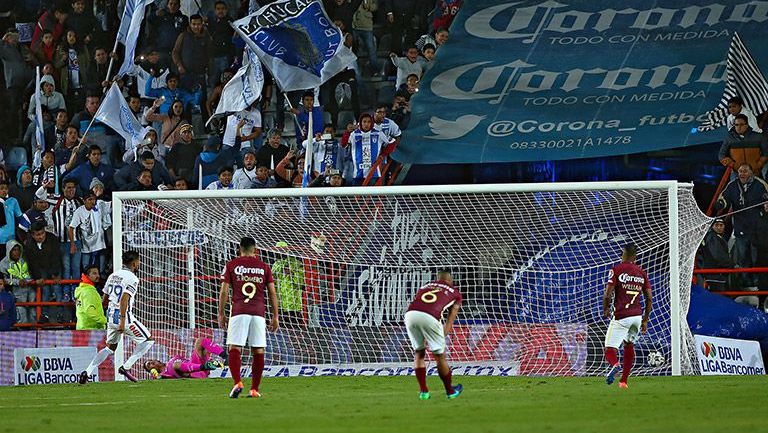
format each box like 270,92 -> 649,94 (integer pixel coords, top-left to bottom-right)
240,237 -> 256,251
123,251 -> 140,266
622,244 -> 637,261
437,269 -> 453,284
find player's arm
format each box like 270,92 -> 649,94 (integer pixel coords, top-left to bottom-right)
218,282 -> 230,330
118,292 -> 131,332
267,281 -> 279,332
641,282 -> 652,334
443,302 -> 461,335
602,283 -> 615,318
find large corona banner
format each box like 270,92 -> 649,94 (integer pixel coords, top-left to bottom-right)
396,0 -> 768,164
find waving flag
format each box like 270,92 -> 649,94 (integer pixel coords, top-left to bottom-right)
32,66 -> 45,169
698,33 -> 768,132
207,46 -> 265,124
94,83 -> 146,148
117,0 -> 151,78
232,0 -> 356,91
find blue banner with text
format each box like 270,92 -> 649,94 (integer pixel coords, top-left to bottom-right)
395,0 -> 768,164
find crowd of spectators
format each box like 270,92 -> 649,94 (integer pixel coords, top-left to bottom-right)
698,96 -> 768,311
0,0 -> 463,330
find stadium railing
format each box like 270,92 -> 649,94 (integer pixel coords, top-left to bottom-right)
705,166 -> 733,216
693,267 -> 768,296
11,279 -> 80,330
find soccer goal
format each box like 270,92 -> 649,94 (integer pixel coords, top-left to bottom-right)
112,181 -> 711,380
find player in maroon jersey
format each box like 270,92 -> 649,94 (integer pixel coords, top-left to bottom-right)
602,244 -> 652,389
218,237 -> 279,398
404,270 -> 463,400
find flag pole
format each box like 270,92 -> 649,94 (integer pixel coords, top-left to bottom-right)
105,1 -> 129,93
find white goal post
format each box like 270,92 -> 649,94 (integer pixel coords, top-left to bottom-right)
112,181 -> 711,379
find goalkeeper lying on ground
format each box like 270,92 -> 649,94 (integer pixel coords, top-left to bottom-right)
143,337 -> 227,379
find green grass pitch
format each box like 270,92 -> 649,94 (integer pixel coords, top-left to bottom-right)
1,376 -> 766,432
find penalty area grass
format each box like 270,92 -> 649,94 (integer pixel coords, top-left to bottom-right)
0,375 -> 765,433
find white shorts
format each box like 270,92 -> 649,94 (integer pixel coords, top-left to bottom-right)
604,315 -> 642,349
227,314 -> 266,348
106,319 -> 151,345
404,310 -> 446,355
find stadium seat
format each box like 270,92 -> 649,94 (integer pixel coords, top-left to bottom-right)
5,147 -> 28,172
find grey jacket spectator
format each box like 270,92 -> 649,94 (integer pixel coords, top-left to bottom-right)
27,74 -> 66,121
0,32 -> 35,88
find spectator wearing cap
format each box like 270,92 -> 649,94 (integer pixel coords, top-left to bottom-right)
698,219 -> 732,291
310,168 -> 345,187
232,149 -> 259,189
68,189 -> 108,276
726,96 -> 762,133
192,136 -> 236,189
145,97 -> 191,149
114,151 -> 173,191
10,165 -> 37,213
17,188 -> 50,242
222,100 -> 263,158
205,165 -> 234,190
719,113 -> 768,175
63,145 -> 114,195
0,179 -> 23,258
716,163 -> 768,290
25,220 -> 64,321
256,129 -> 290,183
172,13 -> 210,100
0,28 -> 36,139
167,124 -> 202,181
27,74 -> 65,121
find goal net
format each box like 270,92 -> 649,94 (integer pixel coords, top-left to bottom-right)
113,181 -> 710,379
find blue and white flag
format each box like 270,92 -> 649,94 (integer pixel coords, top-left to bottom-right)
232,0 -> 356,92
117,0 -> 150,78
32,66 -> 45,169
95,83 -> 146,148
207,54 -> 265,124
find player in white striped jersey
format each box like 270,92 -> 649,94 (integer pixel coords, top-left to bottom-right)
373,103 -> 402,143
79,251 -> 155,384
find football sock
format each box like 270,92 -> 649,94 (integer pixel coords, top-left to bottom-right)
438,370 -> 454,395
251,353 -> 265,391
621,345 -> 635,383
85,347 -> 114,375
123,340 -> 155,370
605,347 -> 619,366
229,348 -> 242,384
415,367 -> 428,393
178,361 -> 203,373
201,338 -> 225,357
